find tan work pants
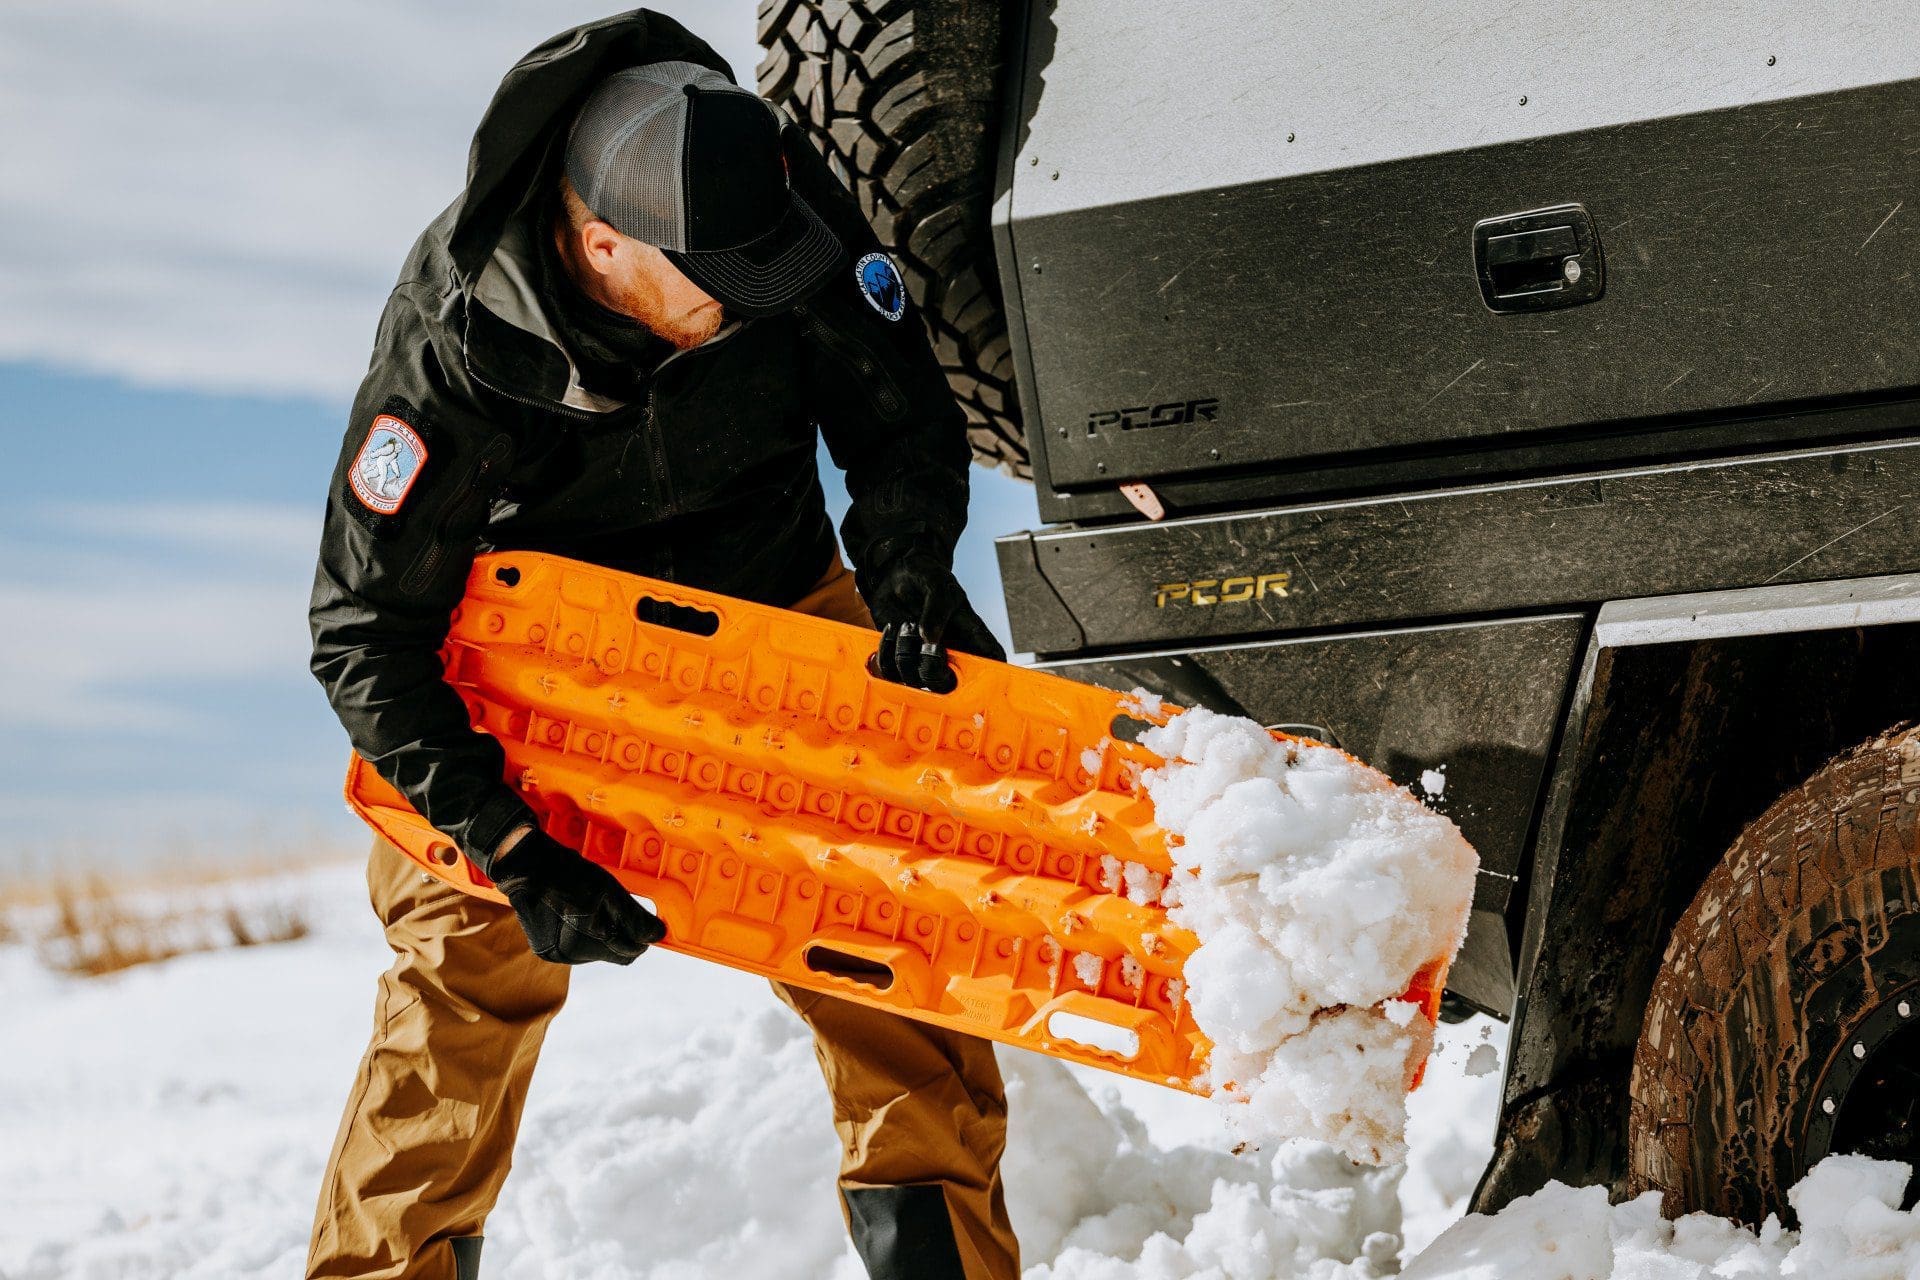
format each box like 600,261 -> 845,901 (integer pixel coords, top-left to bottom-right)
307,562 -> 1017,1280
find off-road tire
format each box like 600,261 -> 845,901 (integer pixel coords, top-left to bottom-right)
1628,723 -> 1920,1223
756,0 -> 1029,477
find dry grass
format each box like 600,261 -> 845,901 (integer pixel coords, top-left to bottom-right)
19,874 -> 311,978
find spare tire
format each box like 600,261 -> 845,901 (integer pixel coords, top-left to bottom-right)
1628,723 -> 1920,1223
757,0 -> 1029,478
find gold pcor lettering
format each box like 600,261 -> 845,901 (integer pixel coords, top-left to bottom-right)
1155,570 -> 1294,607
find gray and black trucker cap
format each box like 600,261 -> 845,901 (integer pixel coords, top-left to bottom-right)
564,61 -> 843,317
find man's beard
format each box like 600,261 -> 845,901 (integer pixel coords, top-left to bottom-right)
605,277 -> 724,350
659,302 -> 725,350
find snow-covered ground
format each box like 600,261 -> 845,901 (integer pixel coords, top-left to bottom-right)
6,862 -> 1920,1279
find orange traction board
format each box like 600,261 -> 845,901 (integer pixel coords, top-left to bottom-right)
346,552 -> 1448,1093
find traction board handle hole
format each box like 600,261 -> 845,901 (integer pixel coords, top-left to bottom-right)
804,945 -> 896,991
1046,1010 -> 1141,1059
635,594 -> 720,638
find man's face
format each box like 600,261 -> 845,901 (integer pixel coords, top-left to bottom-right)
565,216 -> 725,350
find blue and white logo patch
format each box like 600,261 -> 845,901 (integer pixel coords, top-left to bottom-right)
854,251 -> 906,322
349,414 -> 427,515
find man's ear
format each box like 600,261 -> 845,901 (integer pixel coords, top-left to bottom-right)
578,219 -> 625,276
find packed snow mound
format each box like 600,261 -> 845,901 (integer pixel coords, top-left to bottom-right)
1140,707 -> 1478,1163
1404,1153 -> 1920,1280
1004,1053 -> 1402,1278
485,1010 -> 859,1279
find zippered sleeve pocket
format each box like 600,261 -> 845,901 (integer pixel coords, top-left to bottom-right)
797,304 -> 909,424
400,433 -> 515,597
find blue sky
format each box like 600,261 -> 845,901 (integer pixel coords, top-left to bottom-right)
0,2 -> 1040,871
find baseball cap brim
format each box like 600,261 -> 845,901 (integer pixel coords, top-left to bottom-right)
663,190 -> 843,318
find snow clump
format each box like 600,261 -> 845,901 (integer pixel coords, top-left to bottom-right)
1403,1153 -> 1920,1280
1139,706 -> 1478,1164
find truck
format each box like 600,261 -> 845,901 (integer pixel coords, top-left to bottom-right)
756,0 -> 1920,1222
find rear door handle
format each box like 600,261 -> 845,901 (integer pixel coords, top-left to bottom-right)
1473,204 -> 1605,312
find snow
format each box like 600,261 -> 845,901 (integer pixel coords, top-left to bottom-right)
1404,1154 -> 1920,1280
1122,861 -> 1168,907
0,861 -> 1501,1279
1139,708 -> 1479,1163
1083,743 -> 1110,778
7,863 -> 1917,1280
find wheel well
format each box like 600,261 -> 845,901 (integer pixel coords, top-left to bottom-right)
1475,617 -> 1920,1212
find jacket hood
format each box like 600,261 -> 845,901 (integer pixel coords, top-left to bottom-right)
439,10 -> 735,412
446,9 -> 733,286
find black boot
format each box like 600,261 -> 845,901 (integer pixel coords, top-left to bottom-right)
843,1185 -> 966,1280
450,1236 -> 483,1280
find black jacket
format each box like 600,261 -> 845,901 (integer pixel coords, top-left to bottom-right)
309,10 -> 971,863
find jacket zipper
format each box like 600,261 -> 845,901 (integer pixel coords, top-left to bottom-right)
644,379 -> 675,516
467,360 -> 599,422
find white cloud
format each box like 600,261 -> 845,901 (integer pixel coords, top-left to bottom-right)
39,500 -> 320,564
0,1 -> 760,401
0,503 -> 316,733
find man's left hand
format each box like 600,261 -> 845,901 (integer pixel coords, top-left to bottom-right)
866,554 -> 1006,693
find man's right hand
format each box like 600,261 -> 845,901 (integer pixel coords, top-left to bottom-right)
484,827 -> 665,965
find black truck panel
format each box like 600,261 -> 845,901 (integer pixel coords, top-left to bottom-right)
998,440 -> 1920,658
1008,79 -> 1920,510
1037,614 -> 1588,1016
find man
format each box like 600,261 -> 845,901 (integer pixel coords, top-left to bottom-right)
306,13 -> 1014,1279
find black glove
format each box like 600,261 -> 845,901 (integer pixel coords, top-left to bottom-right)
482,828 -> 665,966
865,553 -> 1007,693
